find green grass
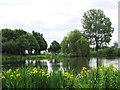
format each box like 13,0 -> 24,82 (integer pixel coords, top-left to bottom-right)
2,64 -> 120,89
2,54 -> 52,63
29,54 -> 52,60
2,54 -> 26,62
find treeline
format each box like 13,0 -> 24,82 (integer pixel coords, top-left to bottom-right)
2,28 -> 47,55
2,9 -> 117,57
47,30 -> 90,57
90,47 -> 120,57
1,28 -> 90,57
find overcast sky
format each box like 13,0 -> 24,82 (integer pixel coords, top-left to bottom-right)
0,0 -> 119,47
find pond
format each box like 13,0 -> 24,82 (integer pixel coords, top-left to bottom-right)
2,57 -> 120,74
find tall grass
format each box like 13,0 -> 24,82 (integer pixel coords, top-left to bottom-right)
2,64 -> 120,89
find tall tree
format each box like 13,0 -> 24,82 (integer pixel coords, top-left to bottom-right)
61,29 -> 90,57
2,28 -> 15,41
32,31 -> 47,54
16,35 -> 30,55
61,36 -> 69,54
2,40 -> 18,54
82,9 -> 114,55
48,40 -> 61,53
69,29 -> 82,53
23,33 -> 40,54
75,38 -> 90,56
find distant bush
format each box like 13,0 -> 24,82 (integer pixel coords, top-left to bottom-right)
104,47 -> 118,56
90,47 -> 120,57
117,48 -> 120,56
90,50 -> 96,56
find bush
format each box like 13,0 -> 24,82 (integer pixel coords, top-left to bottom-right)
90,50 -> 97,56
100,47 -> 117,56
117,48 -> 120,56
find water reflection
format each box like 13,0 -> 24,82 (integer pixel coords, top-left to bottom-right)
25,59 -> 64,73
2,57 -> 119,73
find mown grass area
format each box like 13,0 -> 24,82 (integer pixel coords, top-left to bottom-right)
2,64 -> 120,89
29,54 -> 52,60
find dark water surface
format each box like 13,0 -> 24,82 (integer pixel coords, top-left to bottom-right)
2,57 -> 120,73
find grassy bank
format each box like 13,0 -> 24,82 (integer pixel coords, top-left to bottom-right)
2,54 -> 27,62
2,54 -> 53,62
2,64 -> 120,89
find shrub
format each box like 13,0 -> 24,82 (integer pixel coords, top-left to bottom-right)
117,48 -> 120,56
102,47 -> 117,56
90,50 -> 97,56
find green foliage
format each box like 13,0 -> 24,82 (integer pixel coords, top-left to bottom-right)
117,48 -> 120,56
2,28 -> 27,41
61,29 -> 90,57
82,9 -> 114,51
24,34 -> 40,54
90,50 -> 97,56
1,28 -> 47,55
2,66 -> 74,88
16,35 -> 30,55
101,47 -> 118,56
2,64 -> 120,89
90,47 -> 120,57
74,64 -> 119,88
2,40 -> 18,54
69,29 -> 82,53
113,42 -> 118,48
61,36 -> 69,54
48,40 -> 61,53
75,38 -> 90,57
32,30 -> 47,54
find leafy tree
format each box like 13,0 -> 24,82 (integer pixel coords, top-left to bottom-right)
113,42 -> 118,48
32,31 -> 47,54
13,29 -> 27,40
75,38 -> 90,56
61,36 -> 69,54
2,28 -> 27,41
2,28 -> 15,41
69,29 -> 82,53
23,33 -> 40,55
61,29 -> 90,57
2,37 -> 8,43
48,40 -> 61,53
1,29 -> 47,55
82,9 -> 114,55
2,40 -> 18,54
16,35 -> 30,55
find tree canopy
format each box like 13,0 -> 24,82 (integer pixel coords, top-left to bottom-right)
61,29 -> 90,57
82,9 -> 114,52
2,28 -> 47,55
48,40 -> 61,53
32,30 -> 47,54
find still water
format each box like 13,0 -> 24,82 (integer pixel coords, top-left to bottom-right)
2,57 -> 120,73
